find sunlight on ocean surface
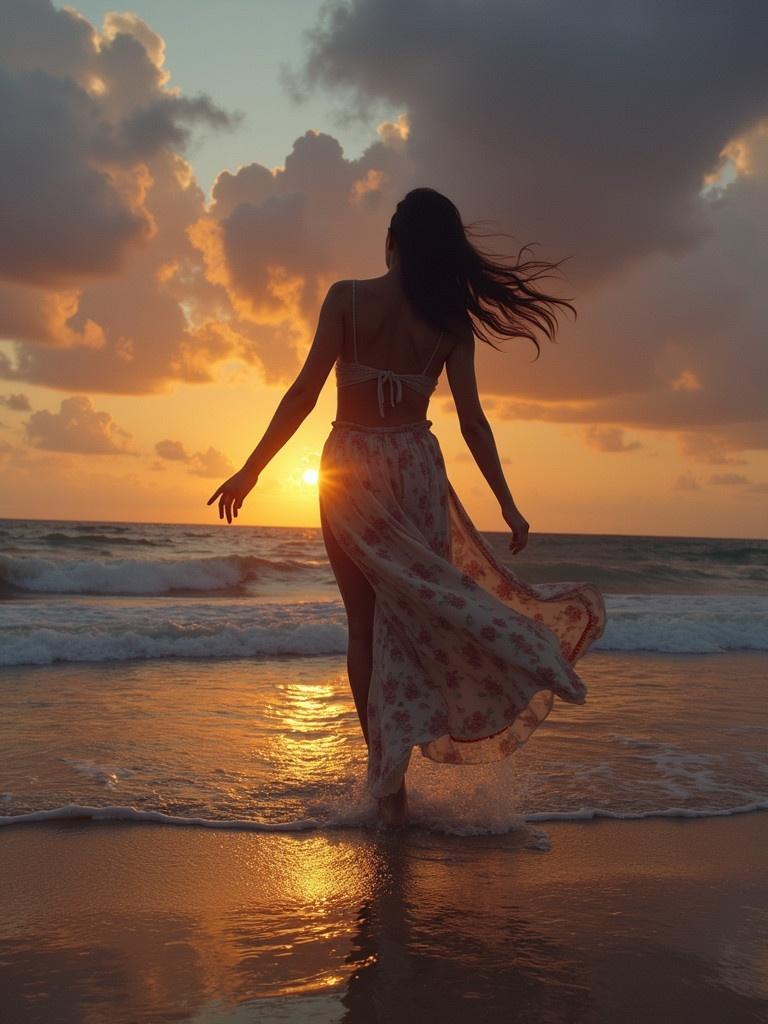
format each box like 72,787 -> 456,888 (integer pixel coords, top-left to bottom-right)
2,652 -> 767,833
1,518 -> 766,833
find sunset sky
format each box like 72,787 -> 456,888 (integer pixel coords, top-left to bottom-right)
1,0 -> 766,537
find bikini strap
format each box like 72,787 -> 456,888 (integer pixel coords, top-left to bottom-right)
351,279 -> 358,362
421,330 -> 444,376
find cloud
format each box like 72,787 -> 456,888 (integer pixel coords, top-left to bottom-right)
490,147 -> 768,457
188,447 -> 233,478
677,431 -> 751,466
582,426 -> 642,453
297,0 -> 768,284
0,1 -> 234,288
155,438 -> 189,461
1,0 -> 766,472
0,0 -> 246,394
708,473 -> 751,486
0,1 -> 412,395
25,395 -> 133,453
291,1 -> 768,460
154,437 -> 233,477
187,122 -> 413,382
674,472 -> 700,492
0,392 -> 31,411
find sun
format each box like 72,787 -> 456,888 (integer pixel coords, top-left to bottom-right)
302,467 -> 319,486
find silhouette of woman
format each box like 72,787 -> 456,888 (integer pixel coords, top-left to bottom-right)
208,189 -> 606,827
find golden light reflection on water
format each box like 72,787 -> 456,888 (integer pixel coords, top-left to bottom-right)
263,679 -> 359,790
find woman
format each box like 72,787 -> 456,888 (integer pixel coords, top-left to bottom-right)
208,188 -> 606,827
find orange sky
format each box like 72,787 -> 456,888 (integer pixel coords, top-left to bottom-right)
0,2 -> 766,538
2,369 -> 765,538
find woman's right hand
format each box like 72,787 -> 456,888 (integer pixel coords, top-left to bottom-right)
207,467 -> 258,524
501,501 -> 530,555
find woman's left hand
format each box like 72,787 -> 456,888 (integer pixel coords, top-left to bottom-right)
207,467 -> 258,524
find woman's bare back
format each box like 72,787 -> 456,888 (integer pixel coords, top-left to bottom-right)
334,275 -> 456,427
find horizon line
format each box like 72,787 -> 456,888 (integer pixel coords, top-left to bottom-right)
0,515 -> 764,544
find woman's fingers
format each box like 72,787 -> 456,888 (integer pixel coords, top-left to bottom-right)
209,482 -> 247,524
509,530 -> 528,554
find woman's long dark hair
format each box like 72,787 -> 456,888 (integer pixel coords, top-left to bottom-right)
389,188 -> 576,360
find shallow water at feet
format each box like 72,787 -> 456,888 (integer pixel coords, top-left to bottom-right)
1,651 -> 766,836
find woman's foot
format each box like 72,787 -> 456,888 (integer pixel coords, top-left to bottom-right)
377,777 -> 408,827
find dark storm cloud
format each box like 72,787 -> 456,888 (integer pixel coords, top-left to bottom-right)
290,0 -> 768,459
0,64 -> 150,286
298,0 -> 768,284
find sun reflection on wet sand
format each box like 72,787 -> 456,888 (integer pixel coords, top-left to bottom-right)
1,815 -> 767,1023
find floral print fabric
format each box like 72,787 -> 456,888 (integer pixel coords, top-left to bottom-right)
319,419 -> 607,798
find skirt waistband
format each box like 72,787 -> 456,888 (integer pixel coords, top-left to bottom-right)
331,419 -> 433,435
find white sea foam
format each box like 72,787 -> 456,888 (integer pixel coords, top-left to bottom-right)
0,593 -> 766,666
525,801 -> 768,821
0,600 -> 348,666
60,759 -> 134,788
0,804 -> 325,831
2,799 -> 766,833
594,594 -> 768,654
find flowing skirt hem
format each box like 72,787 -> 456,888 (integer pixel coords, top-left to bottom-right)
319,420 -> 608,801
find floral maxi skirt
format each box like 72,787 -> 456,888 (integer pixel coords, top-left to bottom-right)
319,419 -> 607,798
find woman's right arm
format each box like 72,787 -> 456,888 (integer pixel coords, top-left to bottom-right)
445,326 -> 530,553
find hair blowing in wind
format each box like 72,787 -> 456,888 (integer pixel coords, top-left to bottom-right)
389,188 -> 577,359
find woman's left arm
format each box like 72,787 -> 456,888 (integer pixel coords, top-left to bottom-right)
207,281 -> 344,523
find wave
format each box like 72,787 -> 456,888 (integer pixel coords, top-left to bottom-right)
525,801 -> 768,821
0,552 -> 325,596
0,600 -> 347,665
39,532 -> 166,548
0,804 -> 325,831
505,558 -> 767,593
594,594 -> 768,653
2,799 -> 766,833
1,594 -> 766,666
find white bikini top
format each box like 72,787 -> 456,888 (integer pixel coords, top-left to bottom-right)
335,279 -> 443,418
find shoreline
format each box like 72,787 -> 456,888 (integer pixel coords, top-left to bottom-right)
4,800 -> 768,831
3,512 -> 765,541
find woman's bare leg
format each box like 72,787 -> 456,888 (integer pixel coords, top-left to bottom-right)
320,503 -> 407,825
377,777 -> 408,828
320,503 -> 375,743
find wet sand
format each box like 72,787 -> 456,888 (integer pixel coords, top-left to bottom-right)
1,812 -> 767,1023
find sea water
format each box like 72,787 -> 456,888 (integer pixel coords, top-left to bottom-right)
1,518 -> 766,837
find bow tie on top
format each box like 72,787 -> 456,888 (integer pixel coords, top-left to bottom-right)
376,369 -> 404,418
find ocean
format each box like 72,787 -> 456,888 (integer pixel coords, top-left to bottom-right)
1,518 -> 766,838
